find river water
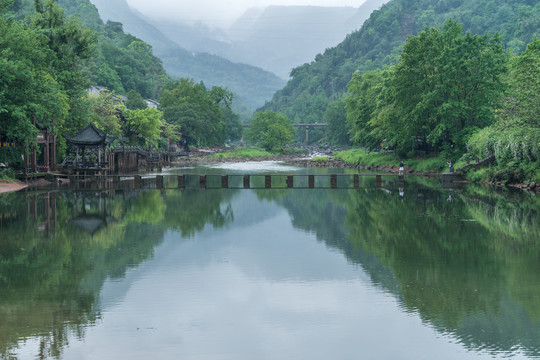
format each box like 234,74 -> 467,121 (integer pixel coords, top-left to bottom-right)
1,162 -> 539,359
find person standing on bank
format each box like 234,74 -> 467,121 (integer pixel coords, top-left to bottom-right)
447,161 -> 453,173
399,161 -> 405,175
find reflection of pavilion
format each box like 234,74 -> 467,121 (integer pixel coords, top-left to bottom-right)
63,124 -> 115,174
66,191 -> 116,236
25,191 -> 58,236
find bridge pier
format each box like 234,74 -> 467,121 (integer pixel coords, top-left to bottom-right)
287,175 -> 294,188
376,175 -> 382,188
200,175 -> 206,189
221,175 -> 229,188
178,175 -> 185,189
308,175 -> 315,188
243,175 -> 250,189
330,174 -> 337,189
353,174 -> 359,189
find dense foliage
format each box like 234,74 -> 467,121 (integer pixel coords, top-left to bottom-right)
0,0 -> 248,168
465,38 -> 540,182
246,111 -> 295,152
347,20 -> 508,158
0,0 -> 90,164
159,79 -> 242,147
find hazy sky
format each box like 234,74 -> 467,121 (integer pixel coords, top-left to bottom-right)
125,0 -> 368,27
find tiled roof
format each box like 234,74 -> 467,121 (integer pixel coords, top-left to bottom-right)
66,123 -> 110,145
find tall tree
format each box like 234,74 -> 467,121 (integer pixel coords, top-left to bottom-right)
351,20 -> 507,157
159,79 -> 224,147
31,0 -> 97,138
0,0 -> 69,164
246,111 -> 295,152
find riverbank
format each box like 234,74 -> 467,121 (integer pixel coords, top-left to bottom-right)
0,180 -> 28,194
173,147 -> 538,193
173,149 -> 441,176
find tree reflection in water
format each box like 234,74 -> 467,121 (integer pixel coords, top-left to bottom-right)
0,185 -> 538,358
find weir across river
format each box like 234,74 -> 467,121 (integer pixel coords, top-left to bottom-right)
49,173 -> 463,190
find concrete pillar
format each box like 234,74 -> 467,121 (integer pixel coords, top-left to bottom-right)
200,175 -> 206,189
178,175 -> 185,189
376,175 -> 382,188
330,174 -> 337,189
156,175 -> 164,189
353,174 -> 359,189
265,175 -> 272,189
308,175 -> 315,189
243,175 -> 250,189
287,175 -> 294,188
221,175 -> 228,188
305,126 -> 309,145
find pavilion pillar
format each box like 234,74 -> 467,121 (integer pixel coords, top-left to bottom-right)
44,131 -> 49,171
24,146 -> 29,173
31,146 -> 37,172
51,134 -> 57,170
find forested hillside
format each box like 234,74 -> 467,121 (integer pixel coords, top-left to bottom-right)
261,0 -> 539,123
1,0 -> 245,171
11,0 -> 167,99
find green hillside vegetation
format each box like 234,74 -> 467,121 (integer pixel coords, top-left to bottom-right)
12,0 -> 168,99
261,0 -> 539,124
261,0 -> 538,182
0,0 -> 244,171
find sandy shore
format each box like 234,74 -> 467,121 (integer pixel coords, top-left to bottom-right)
0,181 -> 28,194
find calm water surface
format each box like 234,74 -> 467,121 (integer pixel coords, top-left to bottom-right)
1,162 -> 539,359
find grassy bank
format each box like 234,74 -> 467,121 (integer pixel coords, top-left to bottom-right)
209,147 -> 304,159
333,149 -> 448,173
209,147 -> 273,159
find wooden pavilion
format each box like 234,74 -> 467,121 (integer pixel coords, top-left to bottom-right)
64,124 -> 115,173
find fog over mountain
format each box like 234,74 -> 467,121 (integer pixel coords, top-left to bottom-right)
143,0 -> 389,78
125,0 -> 372,27
88,0 -> 286,111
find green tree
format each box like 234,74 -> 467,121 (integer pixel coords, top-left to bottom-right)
88,90 -> 123,138
0,0 -> 69,165
159,79 -> 232,147
125,89 -> 147,110
125,108 -> 164,148
345,69 -> 385,148
246,111 -> 295,152
324,99 -> 351,146
32,0 -> 97,136
466,37 -> 540,182
357,20 -> 507,157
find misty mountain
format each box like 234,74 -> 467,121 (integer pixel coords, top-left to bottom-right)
88,0 -> 285,110
145,0 -> 389,79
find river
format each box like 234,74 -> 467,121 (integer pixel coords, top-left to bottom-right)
0,162 -> 539,359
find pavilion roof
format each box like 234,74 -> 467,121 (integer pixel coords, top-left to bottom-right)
65,123 -> 115,145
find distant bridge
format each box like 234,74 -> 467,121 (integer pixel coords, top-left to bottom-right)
243,123 -> 328,145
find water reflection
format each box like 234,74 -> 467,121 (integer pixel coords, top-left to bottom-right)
0,184 -> 538,359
